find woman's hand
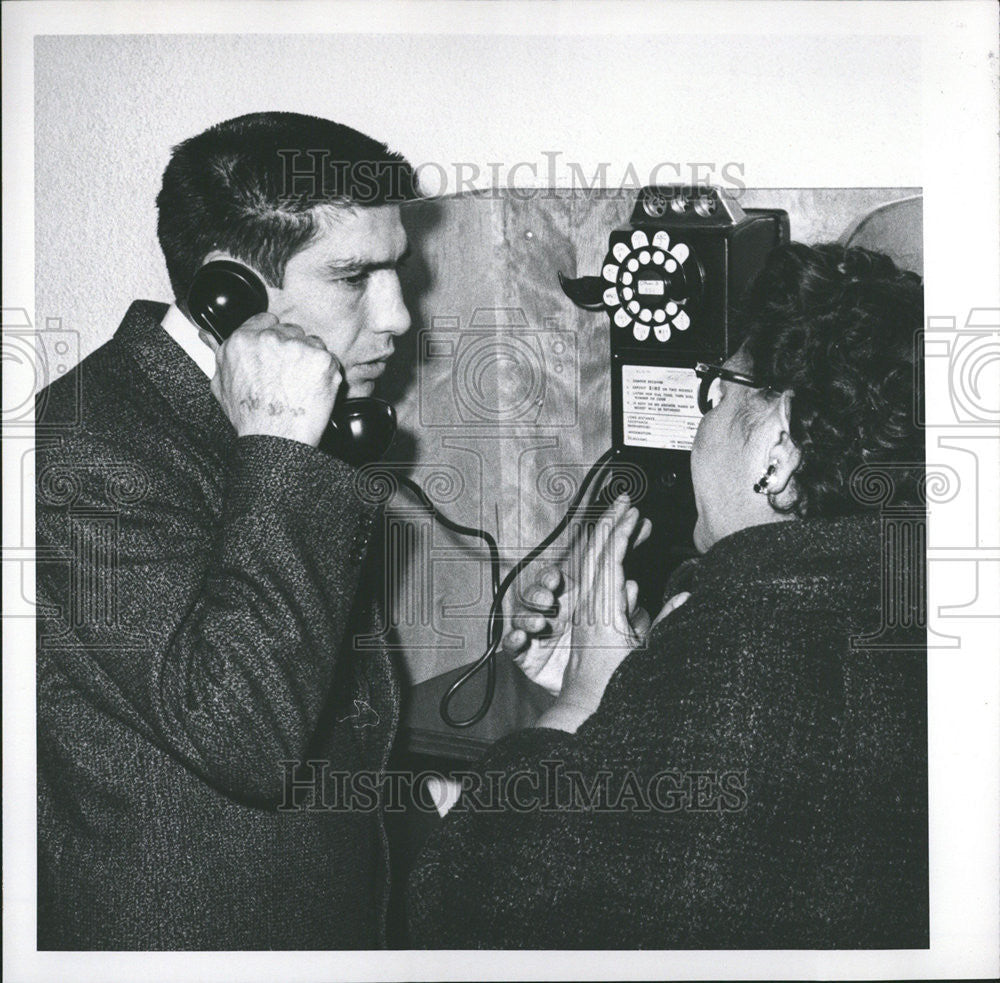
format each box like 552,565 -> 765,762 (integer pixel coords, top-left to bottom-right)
507,495 -> 667,732
502,565 -> 577,695
554,494 -> 647,722
503,497 -> 653,696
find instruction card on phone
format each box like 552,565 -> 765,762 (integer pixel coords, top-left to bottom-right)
621,364 -> 701,451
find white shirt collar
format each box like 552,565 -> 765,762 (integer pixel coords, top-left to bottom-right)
160,304 -> 217,379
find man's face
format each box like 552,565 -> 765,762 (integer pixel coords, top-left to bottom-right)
268,204 -> 411,397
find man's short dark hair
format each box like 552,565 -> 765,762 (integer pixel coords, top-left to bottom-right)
156,111 -> 418,304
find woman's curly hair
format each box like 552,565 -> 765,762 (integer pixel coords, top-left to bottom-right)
741,242 -> 924,518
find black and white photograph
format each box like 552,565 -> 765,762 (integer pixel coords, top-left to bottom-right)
3,2 -> 998,980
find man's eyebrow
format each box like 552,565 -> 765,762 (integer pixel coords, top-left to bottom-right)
324,246 -> 411,275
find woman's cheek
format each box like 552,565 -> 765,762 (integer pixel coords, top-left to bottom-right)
690,416 -> 707,460
692,514 -> 711,554
689,415 -> 714,487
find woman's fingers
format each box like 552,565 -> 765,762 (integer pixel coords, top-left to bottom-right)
629,605 -> 652,641
612,506 -> 640,569
539,566 -> 563,593
625,579 -> 639,615
578,496 -> 636,629
652,591 -> 691,628
633,516 -> 653,549
578,505 -> 611,616
512,610 -> 547,634
505,563 -> 576,669
501,627 -> 529,656
603,501 -> 640,622
520,584 -> 556,613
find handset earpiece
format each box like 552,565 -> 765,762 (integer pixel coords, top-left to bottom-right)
187,260 -> 397,464
187,260 -> 270,343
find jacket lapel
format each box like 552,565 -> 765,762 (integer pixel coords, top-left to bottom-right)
113,300 -> 234,447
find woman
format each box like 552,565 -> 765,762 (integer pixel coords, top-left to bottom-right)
407,243 -> 927,948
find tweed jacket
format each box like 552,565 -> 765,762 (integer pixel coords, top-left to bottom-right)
36,301 -> 400,949
408,514 -> 928,948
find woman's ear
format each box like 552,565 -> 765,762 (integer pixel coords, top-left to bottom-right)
763,390 -> 801,500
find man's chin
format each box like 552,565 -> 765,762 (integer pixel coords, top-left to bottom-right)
345,378 -> 376,398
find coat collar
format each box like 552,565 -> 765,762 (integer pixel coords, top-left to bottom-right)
676,512 -> 886,595
113,300 -> 234,446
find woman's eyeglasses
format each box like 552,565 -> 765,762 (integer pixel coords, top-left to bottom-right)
694,362 -> 766,414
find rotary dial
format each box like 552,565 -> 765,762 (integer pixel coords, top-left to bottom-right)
601,229 -> 694,343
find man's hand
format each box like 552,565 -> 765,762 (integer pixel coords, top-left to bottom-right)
202,314 -> 343,447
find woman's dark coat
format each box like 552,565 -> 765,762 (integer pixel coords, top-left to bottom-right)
408,514 -> 928,948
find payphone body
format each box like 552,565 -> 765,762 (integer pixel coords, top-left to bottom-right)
562,186 -> 790,600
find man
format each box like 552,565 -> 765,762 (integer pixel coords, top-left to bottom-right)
35,112 -> 417,949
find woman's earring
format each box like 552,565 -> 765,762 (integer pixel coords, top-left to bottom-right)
753,463 -> 777,494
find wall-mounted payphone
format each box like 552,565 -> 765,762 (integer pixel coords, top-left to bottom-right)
561,186 -> 789,597
404,185 -> 789,743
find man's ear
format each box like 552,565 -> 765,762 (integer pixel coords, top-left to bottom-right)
763,390 -> 801,499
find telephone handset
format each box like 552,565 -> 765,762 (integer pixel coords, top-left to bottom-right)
186,259 -> 397,464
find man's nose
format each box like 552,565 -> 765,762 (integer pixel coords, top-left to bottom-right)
377,272 -> 411,337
